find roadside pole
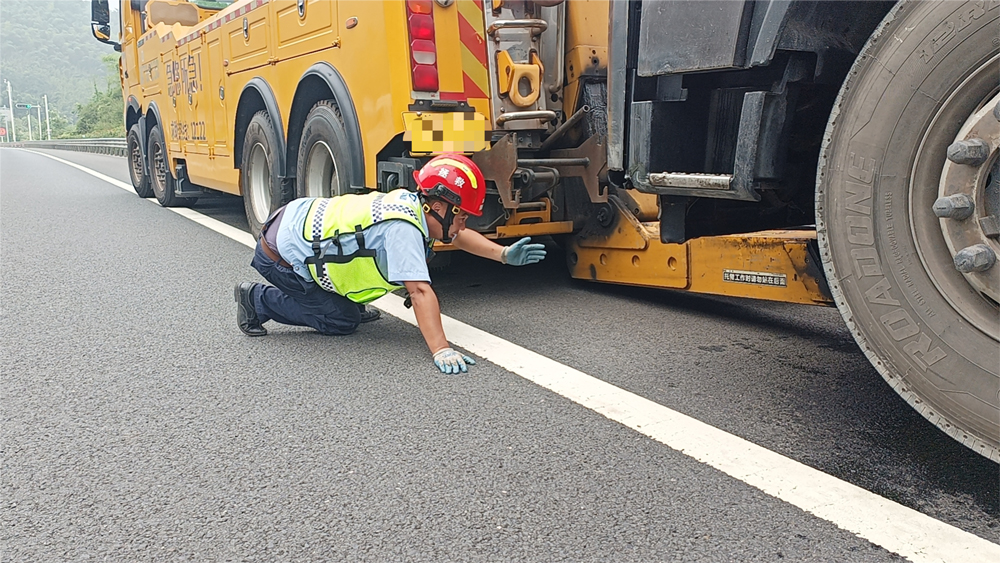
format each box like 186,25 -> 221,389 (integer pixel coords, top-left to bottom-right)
36,105 -> 42,140
43,95 -> 51,140
5,80 -> 15,142
26,112 -> 33,141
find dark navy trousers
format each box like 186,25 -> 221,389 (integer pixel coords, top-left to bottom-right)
250,241 -> 362,335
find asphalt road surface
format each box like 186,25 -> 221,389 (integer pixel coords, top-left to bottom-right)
2,148 -> 997,562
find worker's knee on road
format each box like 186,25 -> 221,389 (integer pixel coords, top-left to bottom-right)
315,320 -> 359,336
312,304 -> 361,336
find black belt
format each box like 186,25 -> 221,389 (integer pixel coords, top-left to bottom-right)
259,237 -> 292,268
259,205 -> 291,268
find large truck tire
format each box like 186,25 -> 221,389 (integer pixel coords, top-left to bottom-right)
296,101 -> 354,199
127,124 -> 153,198
147,125 -> 196,208
241,111 -> 292,237
817,0 -> 999,460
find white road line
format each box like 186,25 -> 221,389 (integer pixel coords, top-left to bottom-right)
26,149 -> 1000,563
20,149 -> 257,248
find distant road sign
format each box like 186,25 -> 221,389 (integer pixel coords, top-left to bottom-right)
0,127 -> 7,137
14,103 -> 32,109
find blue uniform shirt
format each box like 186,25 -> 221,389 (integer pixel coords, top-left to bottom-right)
275,197 -> 432,286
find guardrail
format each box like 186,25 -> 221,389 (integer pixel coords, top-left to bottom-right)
7,138 -> 127,157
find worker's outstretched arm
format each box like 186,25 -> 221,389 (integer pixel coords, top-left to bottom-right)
403,280 -> 475,374
450,228 -> 504,261
452,230 -> 547,266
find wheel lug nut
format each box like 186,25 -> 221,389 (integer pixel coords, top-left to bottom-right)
947,139 -> 990,166
954,244 -> 997,273
933,194 -> 975,220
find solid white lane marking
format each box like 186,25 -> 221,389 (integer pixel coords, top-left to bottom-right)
23,149 -> 136,192
169,206 -> 257,248
22,150 -> 256,247
28,149 -> 1000,563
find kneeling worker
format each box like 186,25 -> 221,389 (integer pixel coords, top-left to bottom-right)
235,154 -> 547,374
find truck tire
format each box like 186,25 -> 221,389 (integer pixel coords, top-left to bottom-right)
242,111 -> 292,237
147,124 -> 196,208
127,124 -> 153,198
817,0 -> 999,460
296,101 -> 354,199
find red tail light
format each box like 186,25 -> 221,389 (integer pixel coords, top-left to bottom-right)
409,14 -> 434,40
407,0 -> 438,92
412,64 -> 439,91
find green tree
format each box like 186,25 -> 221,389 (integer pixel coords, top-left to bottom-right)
47,109 -> 73,139
73,54 -> 123,138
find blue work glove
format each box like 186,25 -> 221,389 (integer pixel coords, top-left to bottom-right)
433,347 -> 476,374
501,237 -> 547,266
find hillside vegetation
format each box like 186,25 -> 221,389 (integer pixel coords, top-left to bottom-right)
0,0 -> 123,138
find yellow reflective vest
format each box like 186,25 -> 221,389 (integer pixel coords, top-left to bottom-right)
302,190 -> 428,303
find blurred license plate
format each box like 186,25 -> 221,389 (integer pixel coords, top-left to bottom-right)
403,112 -> 491,154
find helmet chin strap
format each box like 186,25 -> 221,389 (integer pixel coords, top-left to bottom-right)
423,202 -> 457,244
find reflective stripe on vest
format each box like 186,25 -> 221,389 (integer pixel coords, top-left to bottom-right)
302,190 -> 428,303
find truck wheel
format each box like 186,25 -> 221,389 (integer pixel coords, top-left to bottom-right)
296,101 -> 354,198
147,125 -> 196,208
127,124 -> 153,198
242,111 -> 292,237
817,0 -> 999,460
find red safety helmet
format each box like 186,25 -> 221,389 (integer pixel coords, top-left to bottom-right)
412,154 -> 486,217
